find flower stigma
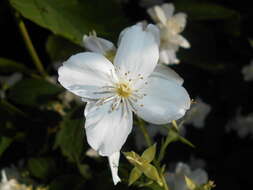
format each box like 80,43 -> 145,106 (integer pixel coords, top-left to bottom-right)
116,82 -> 132,98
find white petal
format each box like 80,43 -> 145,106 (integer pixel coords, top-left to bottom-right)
147,7 -> 160,24
114,24 -> 159,83
171,35 -> 190,48
118,23 -> 160,47
134,74 -> 191,124
159,49 -> 180,65
148,6 -> 167,26
161,3 -> 175,19
1,170 -> 8,182
151,64 -> 184,85
108,152 -> 121,185
190,169 -> 208,185
84,101 -> 133,156
172,13 -> 187,32
83,35 -> 116,55
58,52 -> 115,100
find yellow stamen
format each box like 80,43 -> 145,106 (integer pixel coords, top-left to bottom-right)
116,83 -> 132,98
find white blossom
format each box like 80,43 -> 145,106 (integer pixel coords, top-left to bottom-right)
241,60 -> 253,81
82,31 -> 116,58
166,162 -> 208,190
226,110 -> 253,138
58,24 -> 191,184
184,98 -> 211,128
0,73 -> 22,99
148,3 -> 190,65
0,170 -> 31,190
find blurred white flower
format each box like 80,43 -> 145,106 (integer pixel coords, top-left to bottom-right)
184,98 -> 211,128
166,162 -> 208,190
0,73 -> 23,99
226,111 -> 253,138
0,170 -> 31,190
134,124 -> 167,149
58,24 -> 190,184
148,3 -> 190,65
189,156 -> 206,170
241,60 -> 253,81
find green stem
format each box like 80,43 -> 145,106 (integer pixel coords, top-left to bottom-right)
161,172 -> 170,190
136,118 -> 170,190
137,118 -> 152,147
15,13 -> 47,77
157,123 -> 178,163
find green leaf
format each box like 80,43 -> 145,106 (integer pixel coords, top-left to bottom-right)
0,58 -> 31,74
249,39 -> 253,48
179,135 -> 195,148
168,129 -> 195,148
46,35 -> 83,62
0,136 -> 12,157
141,143 -> 156,163
124,151 -> 163,186
28,157 -> 56,179
77,163 -> 91,180
50,175 -> 85,190
8,79 -> 64,106
129,167 -> 142,186
10,0 -> 128,44
175,1 -> 239,20
0,99 -> 27,117
54,107 -> 85,162
141,164 -> 163,187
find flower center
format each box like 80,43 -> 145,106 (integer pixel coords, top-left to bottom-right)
116,83 -> 132,98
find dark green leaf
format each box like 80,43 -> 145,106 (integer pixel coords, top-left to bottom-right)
28,157 -> 56,179
175,1 -> 239,20
50,175 -> 85,190
77,163 -> 91,179
10,0 -> 128,44
0,99 -> 27,117
0,136 -> 13,157
0,58 -> 32,74
54,107 -> 85,162
46,35 -> 83,62
8,79 -> 64,106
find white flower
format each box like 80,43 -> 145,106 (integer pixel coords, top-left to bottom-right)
58,24 -> 191,184
241,60 -> 253,81
82,31 -> 116,60
166,162 -> 208,190
148,3 -> 190,65
226,110 -> 253,138
0,170 -> 30,190
184,98 -> 211,128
